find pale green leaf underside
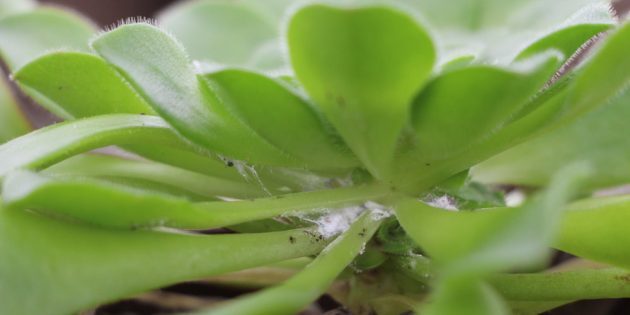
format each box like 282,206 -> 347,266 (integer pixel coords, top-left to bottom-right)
288,4 -> 436,179
0,204 -> 325,315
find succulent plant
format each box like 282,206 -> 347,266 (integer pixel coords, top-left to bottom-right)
0,0 -> 629,314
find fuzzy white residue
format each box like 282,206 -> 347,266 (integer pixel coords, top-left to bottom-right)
505,189 -> 526,207
273,168 -> 333,192
290,201 -> 392,239
364,201 -> 394,221
424,194 -> 458,211
358,242 -> 367,255
305,206 -> 364,239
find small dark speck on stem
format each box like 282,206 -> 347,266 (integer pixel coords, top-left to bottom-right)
289,236 -> 296,244
358,228 -> 366,237
226,161 -> 234,167
615,274 -> 630,283
336,95 -> 346,107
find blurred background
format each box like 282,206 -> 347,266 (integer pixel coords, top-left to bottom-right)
39,0 -> 630,28
41,0 -> 175,26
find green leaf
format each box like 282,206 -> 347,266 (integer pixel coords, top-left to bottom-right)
0,114 -> 185,179
409,54 -> 561,162
44,154 -> 265,200
158,0 -> 279,69
0,78 -> 30,143
396,163 -> 588,273
0,7 -> 95,70
92,23 -> 302,167
3,170 -> 388,229
562,21 -> 630,120
190,210 -> 384,315
14,51 -> 153,119
9,49 -> 261,181
474,23 -> 630,189
287,4 -> 435,178
474,91 -> 630,189
12,52 -> 274,181
12,51 -> 316,185
422,277 -> 508,315
0,204 -> 326,315
440,55 -> 476,72
554,195 -> 630,269
398,165 -> 588,315
392,54 -> 563,192
514,24 -> 612,62
204,69 -> 358,170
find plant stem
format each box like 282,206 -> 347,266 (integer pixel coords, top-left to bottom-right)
4,170 -> 390,229
489,268 -> 630,301
395,254 -> 630,303
189,210 -> 385,315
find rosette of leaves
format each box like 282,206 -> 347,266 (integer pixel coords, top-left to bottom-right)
0,0 -> 629,314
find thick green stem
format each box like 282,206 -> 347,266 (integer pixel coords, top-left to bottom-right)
44,154 -> 264,199
0,205 -> 328,315
3,170 -> 390,229
0,114 -> 183,178
489,268 -> 630,301
395,254 -> 630,304
190,210 -> 386,315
